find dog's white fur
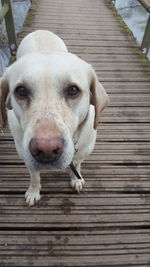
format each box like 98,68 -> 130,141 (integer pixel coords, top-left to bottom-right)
0,30 -> 109,206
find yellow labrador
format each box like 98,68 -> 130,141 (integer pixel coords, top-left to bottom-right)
0,30 -> 109,206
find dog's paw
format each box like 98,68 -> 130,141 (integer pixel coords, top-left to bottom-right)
70,178 -> 85,193
25,186 -> 41,206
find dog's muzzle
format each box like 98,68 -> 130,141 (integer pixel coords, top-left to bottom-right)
29,137 -> 64,164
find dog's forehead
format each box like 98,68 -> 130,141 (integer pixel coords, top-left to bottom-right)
8,52 -> 90,87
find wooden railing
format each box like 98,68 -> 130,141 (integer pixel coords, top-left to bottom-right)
138,0 -> 150,12
138,0 -> 150,53
0,0 -> 150,55
0,0 -> 17,56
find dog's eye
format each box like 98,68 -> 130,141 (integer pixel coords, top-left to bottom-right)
15,86 -> 29,100
66,85 -> 81,99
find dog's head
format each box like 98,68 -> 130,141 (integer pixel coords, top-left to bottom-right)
0,52 -> 109,170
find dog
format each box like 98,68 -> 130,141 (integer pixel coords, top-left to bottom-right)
0,30 -> 109,206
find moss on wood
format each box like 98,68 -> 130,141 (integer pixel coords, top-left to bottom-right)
104,0 -> 149,63
105,1 -> 133,37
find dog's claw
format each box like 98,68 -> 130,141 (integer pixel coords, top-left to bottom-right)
25,186 -> 41,206
70,178 -> 85,193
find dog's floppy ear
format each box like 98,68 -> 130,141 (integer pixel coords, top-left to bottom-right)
0,75 -> 12,128
90,72 -> 109,129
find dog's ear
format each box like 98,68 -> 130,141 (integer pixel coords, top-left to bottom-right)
0,75 -> 12,128
90,72 -> 109,129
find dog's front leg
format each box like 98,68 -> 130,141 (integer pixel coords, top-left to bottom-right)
69,161 -> 85,193
25,170 -> 41,206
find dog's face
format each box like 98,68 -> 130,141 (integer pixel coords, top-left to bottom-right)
0,52 -> 109,170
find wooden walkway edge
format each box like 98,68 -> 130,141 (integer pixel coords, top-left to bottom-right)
0,0 -> 150,266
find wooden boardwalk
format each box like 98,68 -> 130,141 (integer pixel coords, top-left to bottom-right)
1,0 -> 150,266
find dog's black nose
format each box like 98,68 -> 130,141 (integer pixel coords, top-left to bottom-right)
29,137 -> 64,163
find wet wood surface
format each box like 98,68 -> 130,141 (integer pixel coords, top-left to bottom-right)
0,0 -> 150,266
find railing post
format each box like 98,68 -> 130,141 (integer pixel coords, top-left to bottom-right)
140,14 -> 150,54
0,2 -> 9,22
1,0 -> 17,56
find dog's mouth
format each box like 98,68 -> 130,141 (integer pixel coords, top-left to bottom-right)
30,157 -> 71,171
34,153 -> 60,164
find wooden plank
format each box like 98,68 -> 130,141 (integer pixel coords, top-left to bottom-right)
0,193 -> 149,204
0,229 -> 150,267
1,163 -> 150,173
0,255 -> 149,266
0,196 -> 150,228
1,0 -> 150,266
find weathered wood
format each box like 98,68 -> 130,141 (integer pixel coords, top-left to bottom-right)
1,0 -> 17,55
1,0 -> 150,266
0,2 -> 9,22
